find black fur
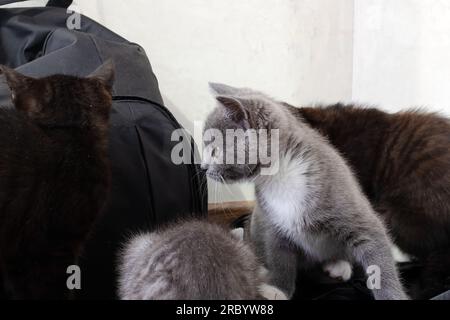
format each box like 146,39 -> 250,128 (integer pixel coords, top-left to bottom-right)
0,62 -> 114,299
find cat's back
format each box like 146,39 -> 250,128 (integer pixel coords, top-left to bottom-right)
291,103 -> 391,139
388,109 -> 450,164
295,103 -> 450,175
0,107 -> 43,144
380,110 -> 450,220
118,220 -> 263,300
371,109 -> 450,192
0,108 -> 44,172
0,108 -> 29,136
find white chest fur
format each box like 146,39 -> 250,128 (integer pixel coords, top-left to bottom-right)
258,151 -> 312,239
257,151 -> 341,262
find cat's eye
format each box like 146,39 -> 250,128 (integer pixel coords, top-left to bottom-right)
212,146 -> 220,158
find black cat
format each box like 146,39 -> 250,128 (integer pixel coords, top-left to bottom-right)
0,61 -> 114,299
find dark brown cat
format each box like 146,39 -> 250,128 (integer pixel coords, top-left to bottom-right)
0,62 -> 114,299
293,104 -> 450,298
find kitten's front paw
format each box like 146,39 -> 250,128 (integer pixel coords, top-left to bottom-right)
258,283 -> 288,300
323,260 -> 353,281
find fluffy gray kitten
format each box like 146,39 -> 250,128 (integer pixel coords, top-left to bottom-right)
202,83 -> 408,300
118,220 -> 287,300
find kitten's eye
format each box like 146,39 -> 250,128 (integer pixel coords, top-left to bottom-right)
212,146 -> 220,158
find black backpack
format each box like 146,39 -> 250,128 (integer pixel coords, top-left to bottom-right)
0,0 -> 207,299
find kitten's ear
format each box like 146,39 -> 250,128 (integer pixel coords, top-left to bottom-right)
216,95 -> 251,128
0,65 -> 33,102
0,65 -> 42,115
209,82 -> 240,95
89,60 -> 115,89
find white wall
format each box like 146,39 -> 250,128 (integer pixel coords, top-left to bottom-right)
73,0 -> 354,121
353,0 -> 450,116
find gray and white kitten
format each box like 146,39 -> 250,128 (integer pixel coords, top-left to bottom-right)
118,220 -> 287,300
202,83 -> 408,300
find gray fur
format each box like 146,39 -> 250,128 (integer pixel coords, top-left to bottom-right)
118,220 -> 275,300
203,83 -> 408,300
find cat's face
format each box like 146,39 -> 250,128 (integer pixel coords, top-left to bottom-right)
202,83 -> 271,183
0,61 -> 115,129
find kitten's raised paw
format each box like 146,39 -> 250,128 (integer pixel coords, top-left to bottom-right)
324,260 -> 353,281
258,283 -> 288,300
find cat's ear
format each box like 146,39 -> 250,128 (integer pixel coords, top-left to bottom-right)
216,95 -> 252,128
0,65 -> 43,115
0,65 -> 34,103
209,82 -> 240,96
89,60 -> 115,89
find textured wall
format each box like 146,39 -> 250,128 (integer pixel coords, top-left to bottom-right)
353,0 -> 450,116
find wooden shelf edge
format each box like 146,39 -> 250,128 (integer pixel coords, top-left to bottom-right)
207,200 -> 255,226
